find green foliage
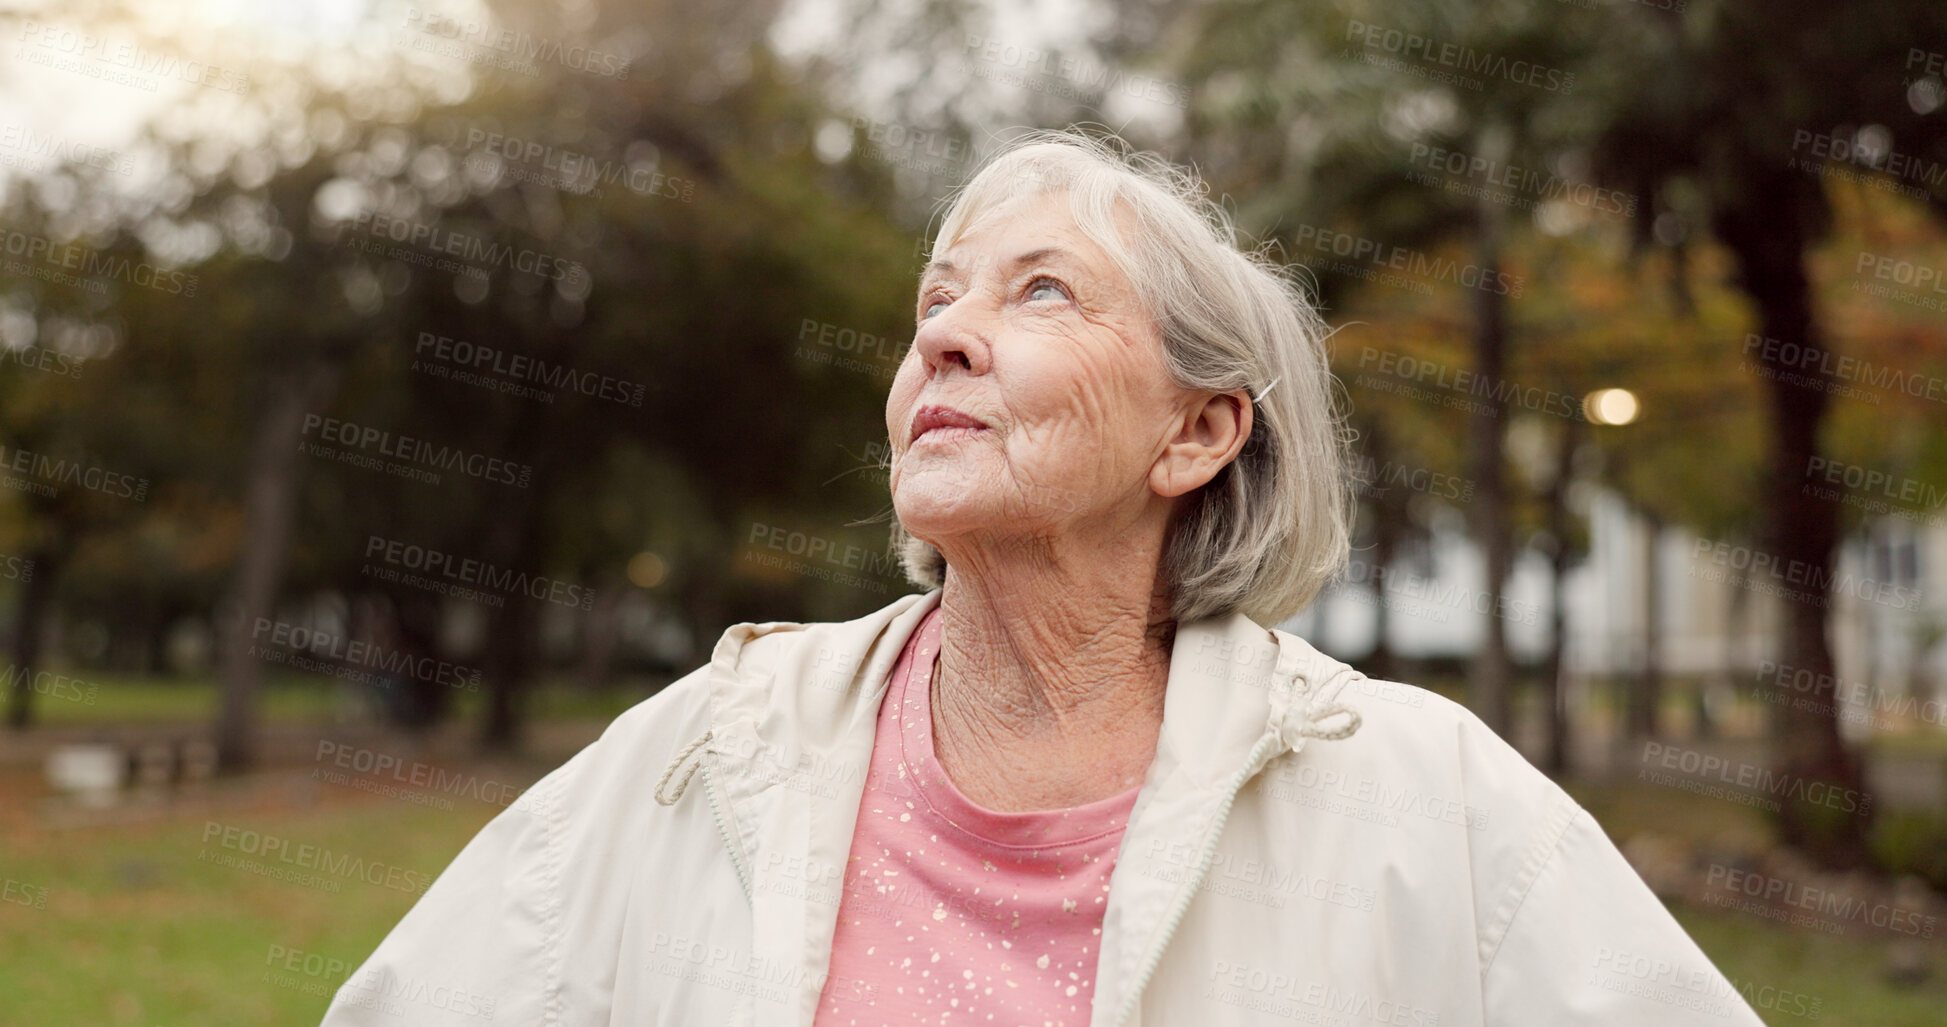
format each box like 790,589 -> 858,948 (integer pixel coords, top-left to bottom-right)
1872,810 -> 1947,894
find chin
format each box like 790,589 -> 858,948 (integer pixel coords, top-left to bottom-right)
891,480 -> 998,536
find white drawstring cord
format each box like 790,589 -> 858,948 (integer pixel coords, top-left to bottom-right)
1282,694 -> 1362,743
654,728 -> 714,805
1273,669 -> 1364,761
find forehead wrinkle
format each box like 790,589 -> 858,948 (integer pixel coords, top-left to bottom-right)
919,241 -> 1102,291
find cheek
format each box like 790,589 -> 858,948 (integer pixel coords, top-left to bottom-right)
1019,356 -> 1144,446
885,358 -> 923,433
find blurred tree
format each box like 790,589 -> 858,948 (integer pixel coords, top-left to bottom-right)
0,0 -> 922,763
1588,0 -> 1947,868
1148,0 -> 1610,741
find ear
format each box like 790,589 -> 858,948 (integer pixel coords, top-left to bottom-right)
1149,389 -> 1252,499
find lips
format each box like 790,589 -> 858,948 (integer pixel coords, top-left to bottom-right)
910,404 -> 989,443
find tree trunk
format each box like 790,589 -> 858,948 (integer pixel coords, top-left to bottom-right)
214,360 -> 340,773
1713,175 -> 1873,869
1362,423 -> 1399,682
480,592 -> 536,753
1367,508 -> 1398,683
359,588 -> 448,734
1539,418 -> 1579,776
578,570 -> 622,692
5,540 -> 64,730
1467,125 -> 1514,738
1629,511 -> 1664,739
477,479 -> 552,753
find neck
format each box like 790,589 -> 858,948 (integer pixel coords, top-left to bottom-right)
926,523 -> 1177,810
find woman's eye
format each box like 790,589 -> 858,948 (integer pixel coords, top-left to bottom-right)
1027,277 -> 1067,302
921,298 -> 949,319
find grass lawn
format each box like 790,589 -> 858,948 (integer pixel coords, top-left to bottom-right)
1674,905 -> 1947,1025
0,784 -> 498,1024
2,771 -> 1942,1023
28,671 -> 667,728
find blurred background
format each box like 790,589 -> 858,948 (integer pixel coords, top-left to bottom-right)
1,0 -> 1945,1021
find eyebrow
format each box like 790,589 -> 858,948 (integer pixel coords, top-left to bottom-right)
921,246 -> 1075,284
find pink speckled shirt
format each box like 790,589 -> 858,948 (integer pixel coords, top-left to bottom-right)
813,606 -> 1143,1027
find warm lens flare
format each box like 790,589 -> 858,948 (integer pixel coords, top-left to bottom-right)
1583,387 -> 1640,426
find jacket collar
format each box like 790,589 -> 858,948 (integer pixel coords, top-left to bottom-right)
694,588 -> 1362,776
668,588 -> 1365,1027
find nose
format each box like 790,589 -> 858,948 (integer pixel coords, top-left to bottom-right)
910,300 -> 991,377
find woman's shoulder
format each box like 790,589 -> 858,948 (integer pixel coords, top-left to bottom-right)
565,591 -> 940,783
1324,673 -> 1575,815
1290,672 -> 1584,890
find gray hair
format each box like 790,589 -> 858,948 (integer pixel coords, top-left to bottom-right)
891,128 -> 1352,626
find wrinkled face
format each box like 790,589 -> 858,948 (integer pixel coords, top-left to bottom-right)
885,191 -> 1193,555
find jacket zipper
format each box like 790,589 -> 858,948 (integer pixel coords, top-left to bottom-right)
701,758 -> 755,903
1111,730 -> 1283,1027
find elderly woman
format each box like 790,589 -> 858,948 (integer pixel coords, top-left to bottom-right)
323,130 -> 1762,1027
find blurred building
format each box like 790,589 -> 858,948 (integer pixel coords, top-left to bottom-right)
1294,488 -> 1947,741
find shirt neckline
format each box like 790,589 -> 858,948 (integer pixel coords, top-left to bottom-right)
892,606 -> 1143,851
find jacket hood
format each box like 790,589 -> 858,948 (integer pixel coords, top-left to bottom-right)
651,589 -> 1368,1027
657,588 -> 1366,810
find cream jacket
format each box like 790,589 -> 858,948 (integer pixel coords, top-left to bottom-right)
321,589 -> 1764,1026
